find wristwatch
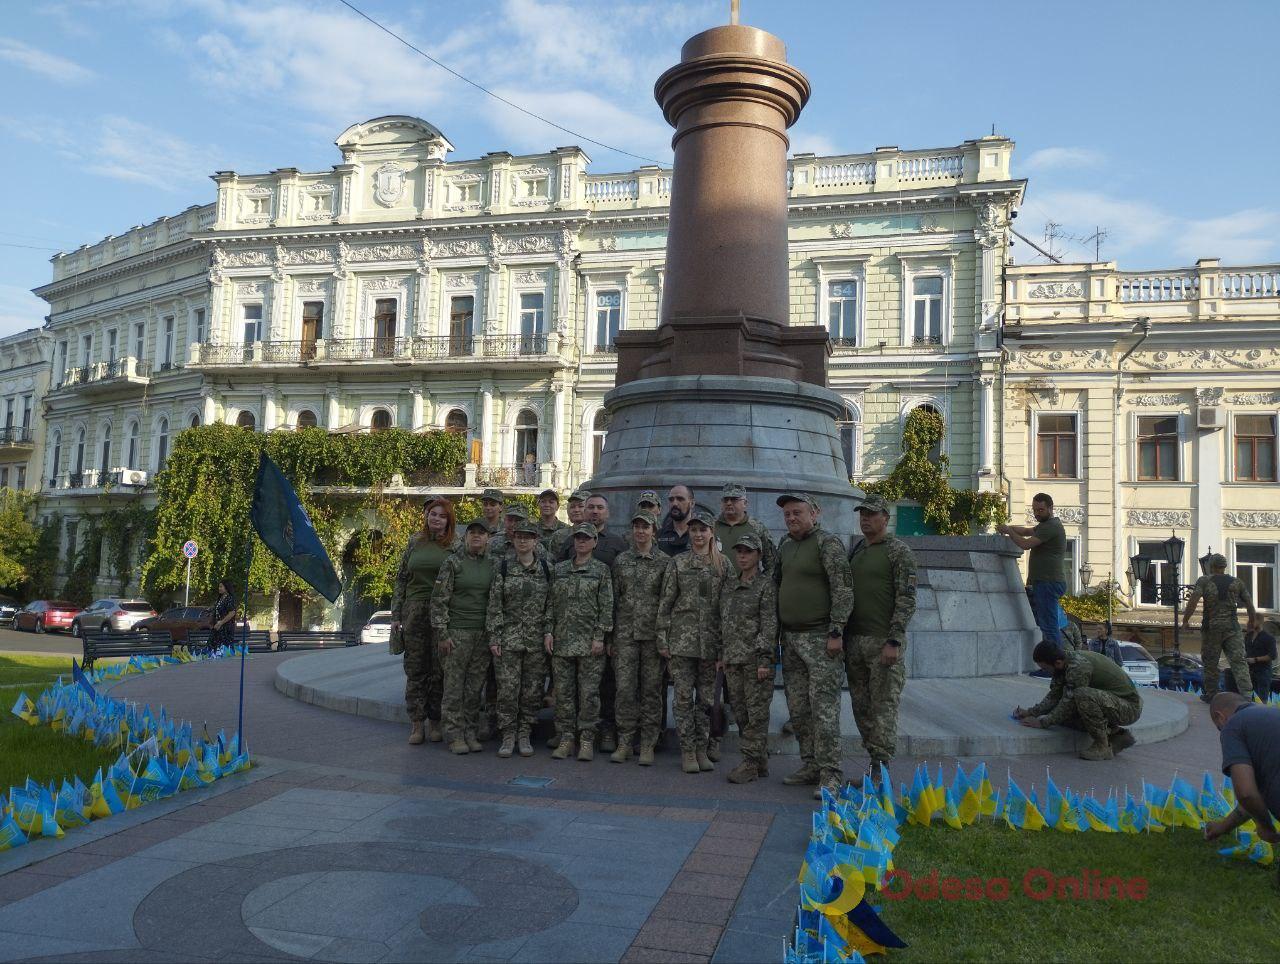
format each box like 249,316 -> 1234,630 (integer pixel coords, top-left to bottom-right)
885,639 -> 901,648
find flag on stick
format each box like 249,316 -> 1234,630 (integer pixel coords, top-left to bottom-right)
250,452 -> 340,602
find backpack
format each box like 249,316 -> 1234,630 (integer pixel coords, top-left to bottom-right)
501,555 -> 552,582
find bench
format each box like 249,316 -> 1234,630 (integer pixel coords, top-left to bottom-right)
187,629 -> 275,653
276,630 -> 358,651
82,630 -> 175,671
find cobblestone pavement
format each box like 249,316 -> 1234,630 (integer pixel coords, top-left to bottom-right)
0,653 -> 1223,962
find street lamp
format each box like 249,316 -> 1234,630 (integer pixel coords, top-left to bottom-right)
1130,534 -> 1197,690
1079,561 -> 1094,590
1198,546 -> 1215,577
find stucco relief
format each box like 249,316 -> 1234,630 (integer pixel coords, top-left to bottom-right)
1027,282 -> 1083,299
1128,393 -> 1184,407
349,243 -> 418,262
1126,510 -> 1191,528
498,235 -> 556,255
431,238 -> 485,258
283,247 -> 333,265
1223,511 -> 1280,529
372,162 -> 408,207
1228,392 -> 1280,406
1027,506 -> 1084,525
1006,349 -> 1110,371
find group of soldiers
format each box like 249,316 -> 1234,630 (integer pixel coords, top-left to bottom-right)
390,483 -> 919,798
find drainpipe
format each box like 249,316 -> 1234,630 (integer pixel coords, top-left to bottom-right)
1113,318 -> 1150,607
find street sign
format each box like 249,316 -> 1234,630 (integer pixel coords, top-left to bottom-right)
182,540 -> 199,559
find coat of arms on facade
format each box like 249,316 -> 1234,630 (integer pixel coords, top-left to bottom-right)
372,162 -> 408,206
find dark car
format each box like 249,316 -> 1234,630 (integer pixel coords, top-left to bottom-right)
0,595 -> 21,626
132,606 -> 247,643
14,600 -> 82,634
1157,652 -> 1214,690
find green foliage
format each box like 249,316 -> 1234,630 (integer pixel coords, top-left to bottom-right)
61,516 -> 101,607
23,514 -> 61,600
863,408 -> 1008,536
142,424 -> 468,606
1061,586 -> 1127,624
0,488 -> 39,593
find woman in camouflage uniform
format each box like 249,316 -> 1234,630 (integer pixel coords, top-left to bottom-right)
390,499 -> 457,745
432,519 -> 496,754
657,508 -> 726,774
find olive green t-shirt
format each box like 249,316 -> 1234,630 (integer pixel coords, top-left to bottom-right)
778,531 -> 830,632
1028,516 -> 1067,584
448,554 -> 493,631
848,541 -> 893,637
405,539 -> 452,603
1080,650 -> 1137,701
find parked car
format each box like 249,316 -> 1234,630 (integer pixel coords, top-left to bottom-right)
14,600 -> 82,634
1118,642 -> 1159,687
361,610 -> 393,645
1156,652 -> 1214,690
131,605 -> 245,643
71,598 -> 156,636
0,595 -> 21,626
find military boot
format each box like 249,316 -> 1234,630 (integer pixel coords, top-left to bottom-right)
408,722 -> 425,745
696,747 -> 715,772
610,735 -> 632,764
1079,736 -> 1114,761
637,745 -> 655,767
599,729 -> 617,753
814,771 -> 843,801
551,735 -> 575,760
497,732 -> 516,758
706,737 -> 722,763
681,750 -> 701,774
427,720 -> 443,743
517,732 -> 534,757
727,762 -> 760,784
465,732 -> 483,753
577,732 -> 595,762
1109,728 -> 1136,754
449,737 -> 470,755
783,762 -> 821,786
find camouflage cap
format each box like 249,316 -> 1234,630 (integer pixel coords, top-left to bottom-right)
571,521 -> 599,538
568,488 -> 591,504
480,487 -> 504,503
504,503 -> 529,520
732,533 -> 762,552
1208,552 -> 1228,570
464,518 -> 491,532
631,510 -> 658,528
513,520 -> 540,537
688,507 -> 716,527
537,487 -> 560,501
637,489 -> 660,506
857,493 -> 891,515
721,482 -> 747,499
775,492 -> 817,509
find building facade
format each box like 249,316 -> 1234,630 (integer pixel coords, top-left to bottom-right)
32,114 -> 1022,616
0,327 -> 51,492
1003,259 -> 1280,627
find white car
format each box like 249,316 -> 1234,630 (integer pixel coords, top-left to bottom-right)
361,610 -> 393,645
1119,642 -> 1160,687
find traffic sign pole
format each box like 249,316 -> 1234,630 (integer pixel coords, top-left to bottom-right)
181,540 -> 199,608
185,556 -> 192,607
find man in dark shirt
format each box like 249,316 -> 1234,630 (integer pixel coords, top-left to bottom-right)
1205,693 -> 1280,850
998,492 -> 1067,645
657,484 -> 694,556
1245,622 -> 1277,699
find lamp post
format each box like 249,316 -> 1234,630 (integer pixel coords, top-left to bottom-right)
1130,531 -> 1197,690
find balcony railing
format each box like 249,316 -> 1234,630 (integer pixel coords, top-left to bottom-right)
196,333 -> 556,366
1118,274 -> 1199,303
0,426 -> 33,446
56,357 -> 151,389
487,333 -> 549,356
476,463 -> 542,488
200,343 -> 256,364
912,334 -> 943,346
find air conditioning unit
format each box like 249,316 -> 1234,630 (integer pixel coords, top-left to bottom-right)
1197,406 -> 1225,430
120,469 -> 149,486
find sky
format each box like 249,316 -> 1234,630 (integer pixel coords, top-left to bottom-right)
2,0 -> 1278,338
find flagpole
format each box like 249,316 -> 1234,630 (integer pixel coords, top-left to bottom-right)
237,537 -> 253,747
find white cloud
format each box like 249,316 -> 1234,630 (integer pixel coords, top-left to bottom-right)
1023,147 -> 1104,172
0,37 -> 94,84
0,284 -> 48,337
87,116 -> 214,190
790,131 -> 838,157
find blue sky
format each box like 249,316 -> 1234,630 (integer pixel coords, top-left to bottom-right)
2,0 -> 1278,337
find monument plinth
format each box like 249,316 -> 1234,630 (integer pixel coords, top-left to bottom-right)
594,23 -> 861,536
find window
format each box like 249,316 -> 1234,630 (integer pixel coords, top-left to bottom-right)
595,290 -> 622,352
1235,414 -> 1277,482
161,316 -> 175,368
66,521 -> 77,566
188,413 -> 200,429
56,340 -> 68,382
519,292 -> 545,350
1036,414 -> 1078,478
591,410 -> 609,472
370,409 -> 392,432
74,427 -> 85,474
15,466 -> 24,489
911,277 -> 943,345
155,418 -> 170,468
99,424 -> 111,475
242,305 -> 262,346
0,468 -> 8,489
2,398 -> 11,429
1137,540 -> 1176,605
126,422 -> 139,469
1065,538 -> 1080,595
236,411 -> 256,431
301,302 -> 323,360
445,409 -> 468,435
296,410 -> 318,430
373,298 -> 397,356
193,308 -> 206,345
81,333 -> 93,367
49,431 -> 61,484
839,423 -> 861,481
1237,544 -> 1277,611
1137,416 -> 1179,481
515,411 -> 539,474
828,281 -> 859,345
133,322 -> 145,361
449,296 -> 474,355
106,329 -> 118,363
21,395 -> 32,429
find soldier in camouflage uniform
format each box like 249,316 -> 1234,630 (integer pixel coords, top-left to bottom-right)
657,507 -> 726,774
488,504 -> 547,561
714,482 -> 778,574
536,488 -> 568,552
390,499 -> 458,745
546,522 -> 614,761
611,510 -> 671,764
1061,617 -> 1086,652
775,493 -> 853,800
478,488 -> 505,534
714,533 -> 778,784
549,489 -> 590,560
487,519 -> 553,758
431,519 -> 495,754
844,494 -> 917,774
1184,553 -> 1259,702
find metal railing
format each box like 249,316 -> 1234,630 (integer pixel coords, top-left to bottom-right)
197,333 -> 553,365
487,333 -> 548,357
324,336 -> 409,360
476,463 -> 542,488
0,427 -> 33,446
912,334 -> 943,346
200,343 -> 255,364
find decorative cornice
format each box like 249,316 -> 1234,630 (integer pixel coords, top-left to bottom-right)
1027,281 -> 1083,299
1228,392 -> 1280,406
1126,509 -> 1191,528
1027,506 -> 1084,525
1224,510 -> 1280,530
1127,393 -> 1185,407
1006,348 -> 1111,372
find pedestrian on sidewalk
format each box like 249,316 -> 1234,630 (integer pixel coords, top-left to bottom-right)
391,498 -> 458,745
432,519 -> 496,755
209,579 -> 238,650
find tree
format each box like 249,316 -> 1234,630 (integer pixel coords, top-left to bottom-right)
0,488 -> 39,594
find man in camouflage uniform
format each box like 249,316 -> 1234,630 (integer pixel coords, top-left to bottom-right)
714,482 -> 778,574
611,510 -> 671,764
549,489 -> 590,559
487,519 -> 553,758
844,494 -> 917,775
1184,553 -> 1259,703
1015,641 -> 1143,760
536,488 -> 568,552
431,519 -> 495,754
486,503 -> 524,558
714,533 -> 778,784
546,522 -> 614,761
775,493 -> 853,799
1061,617 -> 1086,652
479,487 -> 505,534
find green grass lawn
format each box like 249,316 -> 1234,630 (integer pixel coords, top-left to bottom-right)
0,654 -> 120,792
883,823 -> 1280,962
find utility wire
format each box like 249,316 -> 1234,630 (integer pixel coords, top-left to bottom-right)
333,0 -> 663,164
0,241 -> 62,252
1011,227 -> 1062,264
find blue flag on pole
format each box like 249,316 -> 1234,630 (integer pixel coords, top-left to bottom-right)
250,452 -> 340,602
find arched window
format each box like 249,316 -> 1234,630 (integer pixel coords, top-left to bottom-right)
515,411 -> 539,476
99,423 -> 112,476
591,409 -> 610,473
837,402 -> 861,482
296,410 -> 318,430
74,427 -> 86,476
155,418 -> 170,468
911,404 -> 944,465
188,413 -> 200,429
236,410 -> 256,431
370,409 -> 393,433
49,430 -> 62,485
126,421 -> 139,469
445,409 -> 468,435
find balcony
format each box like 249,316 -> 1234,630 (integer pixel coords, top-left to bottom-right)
192,333 -> 562,371
0,426 -> 34,453
46,468 -> 149,494
53,357 -> 151,395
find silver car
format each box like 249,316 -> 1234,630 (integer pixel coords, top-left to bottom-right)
1119,642 -> 1160,687
71,598 -> 157,636
361,610 -> 393,645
